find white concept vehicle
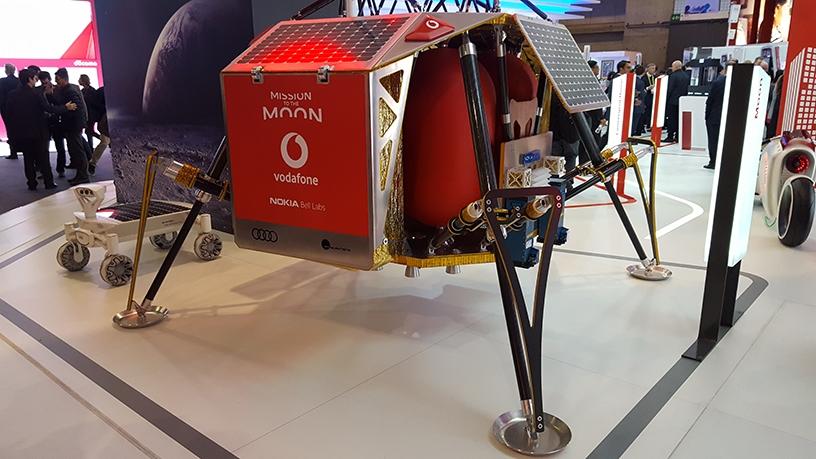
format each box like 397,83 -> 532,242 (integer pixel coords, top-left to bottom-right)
757,131 -> 816,247
57,184 -> 223,286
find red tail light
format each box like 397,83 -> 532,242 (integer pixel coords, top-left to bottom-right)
785,153 -> 811,174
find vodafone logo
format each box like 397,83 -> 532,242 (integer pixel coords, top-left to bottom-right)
426,19 -> 440,30
281,132 -> 308,169
274,132 -> 320,187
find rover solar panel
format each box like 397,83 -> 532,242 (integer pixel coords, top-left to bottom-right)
517,17 -> 609,113
99,201 -> 190,222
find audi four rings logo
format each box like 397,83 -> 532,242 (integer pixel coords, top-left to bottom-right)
281,132 -> 309,169
251,228 -> 278,242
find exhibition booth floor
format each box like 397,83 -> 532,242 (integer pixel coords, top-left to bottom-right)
1,147 -> 816,458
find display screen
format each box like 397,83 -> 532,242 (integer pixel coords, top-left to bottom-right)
705,65 -> 771,267
606,74 -> 634,148
674,0 -> 723,15
0,0 -> 102,138
350,0 -> 593,20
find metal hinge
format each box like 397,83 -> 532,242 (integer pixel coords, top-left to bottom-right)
317,65 -> 332,84
251,66 -> 264,84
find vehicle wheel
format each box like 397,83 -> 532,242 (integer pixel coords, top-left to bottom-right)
99,254 -> 133,287
778,177 -> 815,247
149,231 -> 178,250
194,233 -> 222,261
57,242 -> 90,272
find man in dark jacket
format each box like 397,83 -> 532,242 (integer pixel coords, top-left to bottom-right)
550,99 -> 581,191
5,69 -> 76,190
88,86 -> 109,175
642,63 -> 657,132
53,68 -> 90,184
581,60 -> 605,163
704,64 -> 728,170
37,71 -> 68,178
1,63 -> 21,159
665,60 -> 690,143
79,74 -> 100,153
632,65 -> 647,136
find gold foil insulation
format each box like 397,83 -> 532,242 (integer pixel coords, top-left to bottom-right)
379,70 -> 404,103
378,98 -> 397,138
379,140 -> 392,192
175,164 -> 199,189
384,137 -> 405,258
396,253 -> 495,269
373,243 -> 392,268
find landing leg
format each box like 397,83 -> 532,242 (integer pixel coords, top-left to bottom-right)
459,33 -> 570,454
114,138 -> 230,329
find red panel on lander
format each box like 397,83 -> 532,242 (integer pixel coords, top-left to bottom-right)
221,12 -> 608,270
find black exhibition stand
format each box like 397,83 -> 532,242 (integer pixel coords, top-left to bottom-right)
684,64 -> 757,362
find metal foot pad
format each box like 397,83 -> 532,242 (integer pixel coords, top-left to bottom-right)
113,301 -> 169,329
492,410 -> 571,456
627,264 -> 672,281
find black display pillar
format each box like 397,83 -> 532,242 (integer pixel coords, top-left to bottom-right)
684,64 -> 768,362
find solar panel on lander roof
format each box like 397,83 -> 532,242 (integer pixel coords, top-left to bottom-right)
516,16 -> 609,114
238,15 -> 411,66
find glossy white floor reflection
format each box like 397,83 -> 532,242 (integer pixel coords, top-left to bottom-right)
0,147 -> 815,458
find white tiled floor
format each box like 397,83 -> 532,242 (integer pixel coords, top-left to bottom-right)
0,145 -> 815,458
0,327 -> 149,459
671,408 -> 816,459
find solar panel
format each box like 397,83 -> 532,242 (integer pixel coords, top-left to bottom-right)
238,16 -> 411,65
516,17 -> 609,114
100,201 -> 189,222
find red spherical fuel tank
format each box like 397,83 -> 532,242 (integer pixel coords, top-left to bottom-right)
403,48 -> 497,228
479,53 -> 538,102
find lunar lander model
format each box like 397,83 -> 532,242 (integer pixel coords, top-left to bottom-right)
117,2 -> 670,455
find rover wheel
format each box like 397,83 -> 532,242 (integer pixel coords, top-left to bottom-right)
57,242 -> 90,272
149,231 -> 178,250
194,233 -> 222,261
99,254 -> 134,287
778,177 -> 815,247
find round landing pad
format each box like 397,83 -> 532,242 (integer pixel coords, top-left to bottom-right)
113,303 -> 169,329
627,264 -> 673,281
492,410 -> 571,456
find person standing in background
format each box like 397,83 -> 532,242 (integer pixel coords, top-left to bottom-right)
37,71 -> 68,178
632,65 -> 647,136
582,60 -> 605,163
88,86 -> 109,175
33,71 -> 56,177
704,63 -> 727,170
0,63 -> 21,159
550,99 -> 581,191
78,75 -> 100,152
665,60 -> 690,143
767,71 -> 784,140
5,69 -> 76,190
53,68 -> 90,185
642,63 -> 657,133
25,65 -> 41,86
605,60 -> 632,101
